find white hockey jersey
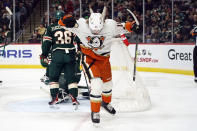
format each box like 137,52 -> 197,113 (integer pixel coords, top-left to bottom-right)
62,18 -> 128,56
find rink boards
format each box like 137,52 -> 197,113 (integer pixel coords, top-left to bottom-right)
0,43 -> 194,75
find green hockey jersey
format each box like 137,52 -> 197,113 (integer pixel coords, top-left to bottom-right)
42,23 -> 76,57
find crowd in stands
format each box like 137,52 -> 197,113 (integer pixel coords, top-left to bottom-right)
144,0 -> 197,43
0,0 -> 39,44
1,0 -> 196,44
38,0 -> 196,43
28,23 -> 46,43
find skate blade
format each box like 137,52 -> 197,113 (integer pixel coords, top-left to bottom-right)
73,104 -> 79,110
93,123 -> 100,128
101,107 -> 115,116
49,105 -> 60,109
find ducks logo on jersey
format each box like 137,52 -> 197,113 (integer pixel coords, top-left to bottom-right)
86,36 -> 105,50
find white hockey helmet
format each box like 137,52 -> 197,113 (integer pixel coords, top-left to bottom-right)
88,6 -> 106,34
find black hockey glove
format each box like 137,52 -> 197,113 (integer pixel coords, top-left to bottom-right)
132,24 -> 142,35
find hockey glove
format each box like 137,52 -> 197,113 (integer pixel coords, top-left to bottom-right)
132,24 -> 142,34
40,54 -> 49,67
125,21 -> 142,34
58,14 -> 77,28
125,21 -> 135,32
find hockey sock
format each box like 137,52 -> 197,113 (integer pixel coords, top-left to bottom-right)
69,88 -> 78,98
50,88 -> 59,99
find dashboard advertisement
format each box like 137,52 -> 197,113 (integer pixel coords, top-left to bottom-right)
128,44 -> 194,70
0,44 -> 41,67
0,43 -> 194,75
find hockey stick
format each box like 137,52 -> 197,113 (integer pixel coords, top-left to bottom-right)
126,9 -> 139,26
126,9 -> 140,81
0,30 -> 12,56
40,84 -> 89,100
6,6 -> 13,15
81,69 -> 90,97
133,41 -> 138,81
6,6 -> 13,28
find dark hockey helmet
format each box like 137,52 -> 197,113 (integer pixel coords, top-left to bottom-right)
58,14 -> 77,28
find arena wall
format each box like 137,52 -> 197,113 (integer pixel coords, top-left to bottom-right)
0,43 -> 194,75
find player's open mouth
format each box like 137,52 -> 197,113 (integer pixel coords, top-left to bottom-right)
91,29 -> 100,34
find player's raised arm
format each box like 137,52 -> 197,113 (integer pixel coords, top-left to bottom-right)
123,21 -> 142,34
115,9 -> 142,36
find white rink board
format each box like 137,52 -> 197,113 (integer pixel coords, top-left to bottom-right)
0,43 -> 194,71
128,44 -> 194,70
0,44 -> 41,65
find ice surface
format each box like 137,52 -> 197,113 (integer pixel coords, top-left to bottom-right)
0,69 -> 197,131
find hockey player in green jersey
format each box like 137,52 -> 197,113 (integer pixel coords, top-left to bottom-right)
40,11 -> 80,109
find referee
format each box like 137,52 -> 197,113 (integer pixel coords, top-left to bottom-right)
191,26 -> 197,83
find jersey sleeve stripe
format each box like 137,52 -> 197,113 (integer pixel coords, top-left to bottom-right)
43,36 -> 52,40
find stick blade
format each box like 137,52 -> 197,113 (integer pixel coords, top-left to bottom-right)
6,6 -> 13,15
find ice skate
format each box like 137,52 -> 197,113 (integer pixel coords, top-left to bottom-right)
48,95 -> 59,109
194,77 -> 197,83
91,112 -> 100,127
69,94 -> 80,110
0,80 -> 2,87
40,75 -> 49,85
101,102 -> 116,115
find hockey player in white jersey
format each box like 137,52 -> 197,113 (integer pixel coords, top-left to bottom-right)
58,6 -> 141,124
